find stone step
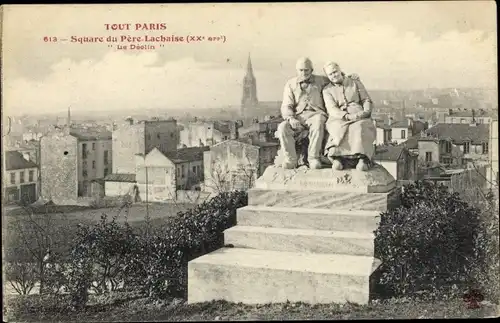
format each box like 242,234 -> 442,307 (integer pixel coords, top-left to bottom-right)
224,226 -> 374,256
237,205 -> 380,233
248,188 -> 398,211
188,247 -> 381,305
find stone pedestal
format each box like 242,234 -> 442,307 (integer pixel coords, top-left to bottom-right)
188,164 -> 398,305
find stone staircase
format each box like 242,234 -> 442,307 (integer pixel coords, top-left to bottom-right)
188,164 -> 398,305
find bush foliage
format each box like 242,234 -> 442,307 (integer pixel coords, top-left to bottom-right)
51,190 -> 248,308
374,180 -> 488,300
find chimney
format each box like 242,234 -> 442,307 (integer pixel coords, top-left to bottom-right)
407,118 -> 412,127
229,121 -> 239,140
472,109 -> 475,122
448,108 -> 453,115
388,116 -> 393,126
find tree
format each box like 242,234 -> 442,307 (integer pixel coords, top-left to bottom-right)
203,150 -> 257,194
4,206 -> 72,295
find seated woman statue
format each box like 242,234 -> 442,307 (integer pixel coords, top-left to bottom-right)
322,61 -> 376,171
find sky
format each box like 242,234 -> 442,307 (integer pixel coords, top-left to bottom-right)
1,2 -> 497,116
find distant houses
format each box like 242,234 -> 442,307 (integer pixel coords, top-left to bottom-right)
373,117 -> 428,145
373,145 -> 418,184
40,125 -> 112,205
178,120 -> 239,148
402,122 -> 490,170
443,108 -> 495,124
4,151 -> 39,205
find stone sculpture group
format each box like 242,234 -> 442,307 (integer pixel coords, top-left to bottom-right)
274,57 -> 377,172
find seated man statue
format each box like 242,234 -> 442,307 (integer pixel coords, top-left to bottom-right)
322,61 -> 377,171
275,57 -> 361,169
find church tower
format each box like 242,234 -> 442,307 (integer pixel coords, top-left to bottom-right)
241,53 -> 258,117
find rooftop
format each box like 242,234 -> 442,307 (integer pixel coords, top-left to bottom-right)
104,173 -> 137,183
373,145 -> 405,161
161,146 -> 210,163
5,151 -> 38,171
70,126 -> 112,141
213,121 -> 231,134
447,109 -> 493,118
374,118 -> 426,130
423,123 -> 489,144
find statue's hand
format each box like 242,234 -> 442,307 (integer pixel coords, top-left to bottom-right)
346,113 -> 357,121
349,73 -> 360,81
288,117 -> 302,130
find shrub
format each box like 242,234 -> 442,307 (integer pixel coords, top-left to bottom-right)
374,181 -> 483,300
62,190 -> 248,307
124,190 -> 248,299
4,262 -> 38,295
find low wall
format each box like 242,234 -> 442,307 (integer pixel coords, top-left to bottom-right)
105,181 -> 136,197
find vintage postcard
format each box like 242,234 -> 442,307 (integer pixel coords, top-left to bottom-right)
2,2 -> 499,321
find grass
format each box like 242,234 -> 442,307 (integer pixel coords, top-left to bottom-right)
3,293 -> 498,322
2,202 -> 197,262
5,202 -> 195,222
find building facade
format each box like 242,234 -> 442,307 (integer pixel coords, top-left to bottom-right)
4,151 -> 39,205
40,126 -> 112,204
424,123 -> 490,167
374,117 -> 427,145
134,146 -> 208,202
373,145 -> 418,183
112,117 -> 179,175
178,120 -> 238,148
444,108 -> 493,124
203,139 -> 279,193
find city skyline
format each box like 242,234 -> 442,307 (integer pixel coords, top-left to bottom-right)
2,2 -> 497,116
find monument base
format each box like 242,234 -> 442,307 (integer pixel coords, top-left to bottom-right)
187,164 -> 398,305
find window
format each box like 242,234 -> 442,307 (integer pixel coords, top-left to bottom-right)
177,167 -> 181,178
425,152 -> 432,162
482,142 -> 489,154
83,170 -> 88,177
104,150 -> 109,165
192,166 -> 196,174
82,143 -> 87,159
170,133 -> 174,138
181,165 -> 185,178
20,171 -> 25,183
104,168 -> 109,177
224,136 -> 228,140
83,160 -> 88,169
157,133 -> 160,139
92,142 -> 96,150
401,130 -> 406,139
92,161 -> 96,169
460,118 -> 467,124
10,173 -> 15,184
445,141 -> 452,153
29,170 -> 34,182
463,142 -> 470,154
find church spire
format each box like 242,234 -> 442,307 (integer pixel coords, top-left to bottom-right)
241,53 -> 258,116
245,53 -> 255,79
